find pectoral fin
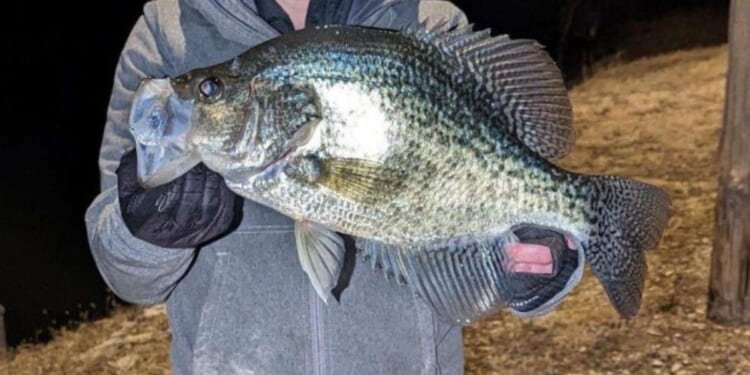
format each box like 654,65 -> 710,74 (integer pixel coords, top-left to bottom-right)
285,155 -> 408,204
317,158 -> 407,204
295,220 -> 346,304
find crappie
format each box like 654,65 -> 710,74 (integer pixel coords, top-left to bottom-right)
128,24 -> 671,324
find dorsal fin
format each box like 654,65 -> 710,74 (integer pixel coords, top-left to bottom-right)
403,22 -> 575,160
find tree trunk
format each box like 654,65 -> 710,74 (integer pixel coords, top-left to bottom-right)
707,0 -> 750,325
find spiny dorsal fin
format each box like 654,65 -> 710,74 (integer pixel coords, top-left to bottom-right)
403,22 -> 575,160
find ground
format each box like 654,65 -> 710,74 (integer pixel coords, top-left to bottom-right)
2,44 -> 748,375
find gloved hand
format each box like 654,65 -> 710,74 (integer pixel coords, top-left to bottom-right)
116,149 -> 243,248
504,226 -> 580,313
511,226 -> 573,276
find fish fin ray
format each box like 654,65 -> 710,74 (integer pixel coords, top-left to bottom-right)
355,234 -> 520,325
586,176 -> 671,318
402,23 -> 574,159
295,221 -> 346,304
316,158 -> 407,204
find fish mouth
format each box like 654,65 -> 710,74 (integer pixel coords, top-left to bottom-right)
504,227 -> 585,317
129,78 -> 200,188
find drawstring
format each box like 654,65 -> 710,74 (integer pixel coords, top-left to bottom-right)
415,297 -> 438,374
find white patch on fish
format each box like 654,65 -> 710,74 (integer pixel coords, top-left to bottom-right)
300,82 -> 393,162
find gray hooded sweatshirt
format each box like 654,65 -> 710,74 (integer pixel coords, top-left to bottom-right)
84,1 -> 470,374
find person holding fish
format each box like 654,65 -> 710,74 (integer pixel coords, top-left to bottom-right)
85,0 -> 669,374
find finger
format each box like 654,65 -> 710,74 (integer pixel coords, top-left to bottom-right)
506,243 -> 553,264
116,150 -> 140,193
201,170 -> 224,215
182,163 -> 208,197
173,166 -> 206,225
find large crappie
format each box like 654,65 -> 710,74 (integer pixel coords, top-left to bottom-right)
128,23 -> 671,324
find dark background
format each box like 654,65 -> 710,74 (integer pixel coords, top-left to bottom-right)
0,0 -> 729,347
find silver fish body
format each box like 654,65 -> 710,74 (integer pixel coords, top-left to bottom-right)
235,43 -> 590,244
129,24 -> 670,324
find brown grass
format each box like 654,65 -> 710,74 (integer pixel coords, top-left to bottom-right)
0,306 -> 170,375
2,45 -> 745,375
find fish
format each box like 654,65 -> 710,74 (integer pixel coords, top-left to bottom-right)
127,23 -> 671,325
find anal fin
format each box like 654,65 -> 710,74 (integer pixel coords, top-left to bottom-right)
356,233 -> 520,325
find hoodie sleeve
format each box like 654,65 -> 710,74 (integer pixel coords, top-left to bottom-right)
417,0 -> 469,28
84,2 -> 196,305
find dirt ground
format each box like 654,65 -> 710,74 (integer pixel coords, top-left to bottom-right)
2,44 -> 747,375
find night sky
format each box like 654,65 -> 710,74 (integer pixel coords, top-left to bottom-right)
1,2 -> 146,346
0,0 -> 727,347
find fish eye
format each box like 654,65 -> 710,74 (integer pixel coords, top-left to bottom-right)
197,77 -> 223,102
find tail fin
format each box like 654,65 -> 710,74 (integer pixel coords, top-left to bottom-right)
586,176 -> 671,318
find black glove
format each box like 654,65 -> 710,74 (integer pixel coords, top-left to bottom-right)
116,149 -> 243,248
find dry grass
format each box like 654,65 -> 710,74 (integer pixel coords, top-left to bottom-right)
0,306 -> 170,375
2,45 -> 745,375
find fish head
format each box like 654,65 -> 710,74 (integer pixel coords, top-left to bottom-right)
129,57 -> 266,187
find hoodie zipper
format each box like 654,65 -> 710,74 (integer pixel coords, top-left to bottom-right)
310,285 -> 326,375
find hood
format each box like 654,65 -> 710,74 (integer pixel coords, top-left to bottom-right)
182,0 -> 279,46
183,0 -> 419,45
